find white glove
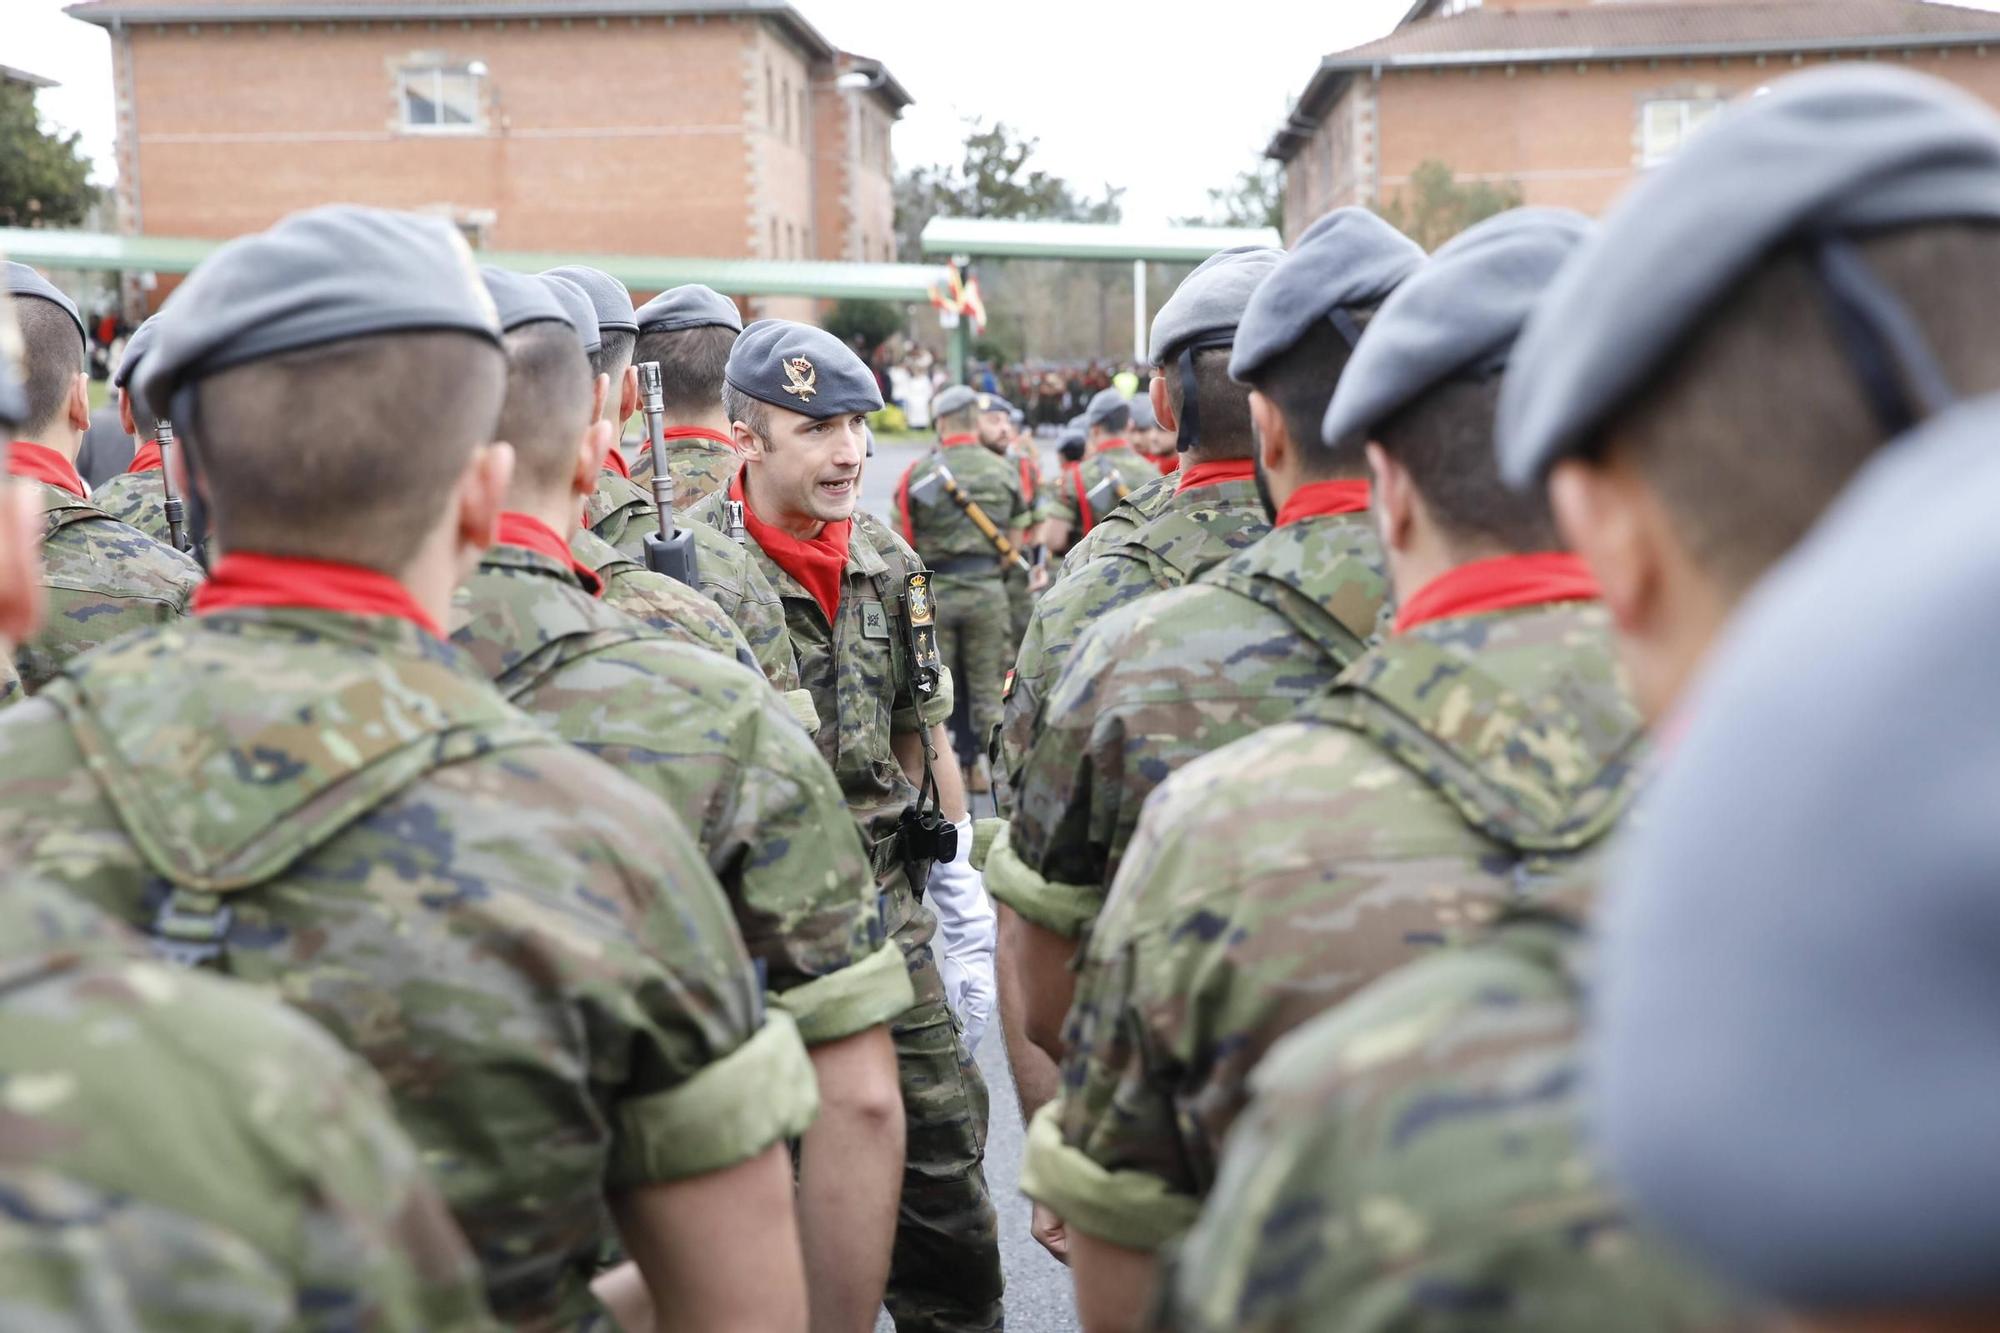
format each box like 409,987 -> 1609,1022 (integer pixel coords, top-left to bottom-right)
929,818 -> 997,1053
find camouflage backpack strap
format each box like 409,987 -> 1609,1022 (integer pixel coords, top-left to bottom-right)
486,624 -> 661,704
1096,507 -> 1214,592
1202,562 -> 1374,670
40,496 -> 110,539
1317,637 -> 1645,858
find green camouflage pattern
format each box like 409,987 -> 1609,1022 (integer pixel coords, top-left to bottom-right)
684,491 -> 1003,1333
1020,601 -> 1645,1253
9,479 -> 201,704
996,477 -> 1269,810
1157,909 -> 1745,1333
994,513 -> 1387,937
450,543 -> 912,1045
937,575 -> 1012,761
631,435 -> 741,511
1054,471 -> 1176,576
568,526 -> 768,675
895,441 -> 1032,567
0,607 -> 816,1330
0,879 -> 495,1332
91,467 -> 174,546
1047,443 -> 1160,537
581,466 -> 654,552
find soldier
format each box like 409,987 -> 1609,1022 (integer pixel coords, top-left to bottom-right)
1041,387 -> 1158,555
2,263 -> 200,704
1024,208 -> 1644,1327
1000,406 -> 1047,652
894,385 -> 1033,793
452,267 -> 913,1333
991,210 -> 1421,1212
0,205 -> 817,1330
1479,68 -> 2000,1330
1168,66 -> 2000,1333
1128,391 -> 1175,476
630,283 -> 749,508
91,313 -> 181,547
993,250 -> 1281,808
682,320 -> 1006,1333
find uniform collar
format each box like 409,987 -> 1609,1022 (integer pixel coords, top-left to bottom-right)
1394,553 -> 1600,636
494,512 -> 605,597
8,441 -> 88,499
193,552 -> 445,638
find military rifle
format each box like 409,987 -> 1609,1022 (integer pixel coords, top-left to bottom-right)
155,418 -> 191,555
636,360 -> 700,588
910,459 -> 1031,573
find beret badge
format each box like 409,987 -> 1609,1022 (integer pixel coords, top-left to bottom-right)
781,356 -> 818,401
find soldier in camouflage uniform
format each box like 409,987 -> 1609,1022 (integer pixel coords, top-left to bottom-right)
1022,209 -> 1642,1326
2,264 -> 200,704
90,313 -> 186,551
893,385 -> 1033,788
452,268 -> 913,1331
627,284 -> 750,507
999,408 -> 1047,651
683,320 -> 1007,1333
0,207 -> 818,1331
993,214 -> 1419,1152
1042,387 -> 1159,556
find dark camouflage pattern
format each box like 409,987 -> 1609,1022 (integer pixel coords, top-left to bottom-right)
0,879 -> 496,1332
450,543 -> 913,1045
997,477 -> 1269,810
581,466 -> 654,554
684,491 -> 1004,1333
1054,470 -> 1176,575
995,513 -> 1386,937
9,479 -> 201,703
91,467 -> 174,546
631,435 -> 741,511
1047,443 -> 1160,537
1157,911 -> 1746,1333
1020,601 -> 1645,1253
0,607 -> 816,1329
568,526 -> 767,673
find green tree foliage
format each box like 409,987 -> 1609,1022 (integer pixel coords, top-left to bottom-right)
0,81 -> 97,229
1376,160 -> 1523,251
894,117 -> 1123,260
1178,162 -> 1283,232
824,298 -> 904,352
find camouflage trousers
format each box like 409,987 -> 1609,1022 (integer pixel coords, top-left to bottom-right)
885,896 -> 1004,1333
935,575 -> 1011,770
1003,565 -> 1035,657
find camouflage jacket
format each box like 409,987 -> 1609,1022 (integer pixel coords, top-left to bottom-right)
686,492 -> 955,941
451,543 -> 913,1045
0,607 -> 816,1329
1051,471 -> 1175,576
567,526 -> 765,674
9,479 -> 202,703
0,879 -> 495,1332
992,512 -> 1387,937
997,475 -> 1269,802
92,467 -> 173,545
631,431 -> 741,511
1048,442 -> 1160,537
576,482 -> 803,692
1157,909 -> 1743,1333
894,439 -> 1032,576
1020,600 -> 1644,1252
582,465 -> 653,553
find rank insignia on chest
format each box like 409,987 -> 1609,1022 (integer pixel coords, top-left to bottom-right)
862,602 -> 890,639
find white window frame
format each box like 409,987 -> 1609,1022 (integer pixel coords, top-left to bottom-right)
398,63 -> 485,135
1640,97 -> 1723,167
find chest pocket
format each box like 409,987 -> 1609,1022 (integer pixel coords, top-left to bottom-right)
821,588 -> 902,787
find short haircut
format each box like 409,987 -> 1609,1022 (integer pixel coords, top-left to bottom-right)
1603,222 -> 2000,597
1089,403 -> 1132,434
634,325 -> 737,418
1159,346 -> 1254,460
18,299 -> 84,436
1378,374 -> 1560,555
935,403 -> 977,435
590,328 -> 635,383
1240,313 -> 1369,479
122,387 -> 163,441
497,320 -> 594,495
721,382 -> 771,445
192,330 -> 504,572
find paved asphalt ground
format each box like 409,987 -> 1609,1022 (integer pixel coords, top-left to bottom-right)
863,434 -> 1083,1333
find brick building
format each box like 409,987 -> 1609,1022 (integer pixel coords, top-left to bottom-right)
64,0 -> 908,316
1270,0 -> 2000,239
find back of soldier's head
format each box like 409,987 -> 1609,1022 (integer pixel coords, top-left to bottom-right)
497,320 -> 593,494
5,264 -> 86,439
138,206 -> 505,572
634,284 -> 742,418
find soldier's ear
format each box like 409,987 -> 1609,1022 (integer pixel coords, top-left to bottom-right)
1548,457 -> 1654,637
117,388 -> 137,438
454,441 -> 515,566
65,372 -> 90,434
1365,441 -> 1414,555
619,365 -> 640,425
731,420 -> 766,460
589,372 -> 610,429
576,419 -> 614,500
1248,390 -> 1290,476
1149,374 -> 1175,433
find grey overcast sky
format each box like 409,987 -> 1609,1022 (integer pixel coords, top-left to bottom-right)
14,0 -> 2000,224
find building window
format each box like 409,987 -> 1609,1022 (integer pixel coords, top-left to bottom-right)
781,76 -> 792,140
797,87 -> 808,144
770,216 -> 780,258
399,63 -> 483,132
767,63 -> 775,127
1640,97 -> 1723,166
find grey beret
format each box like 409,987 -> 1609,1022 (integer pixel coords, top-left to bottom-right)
4,261 -> 85,346
1148,245 -> 1284,364
113,313 -> 163,390
480,266 -> 571,334
636,283 -> 744,335
1229,208 -> 1423,383
1323,208 -> 1592,448
540,275 -> 602,355
1597,391 -> 2000,1310
1498,66 -> 2000,487
139,204 -> 500,422
724,319 -> 882,419
1083,387 -> 1131,430
540,264 -> 637,335
933,384 -> 979,418
974,390 -> 1014,416
1128,392 -> 1157,431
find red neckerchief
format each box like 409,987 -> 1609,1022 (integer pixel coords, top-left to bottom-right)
1153,452 -> 1180,476
731,469 -> 850,623
1018,454 -> 1038,502
193,552 -> 444,638
600,445 -> 631,480
128,439 -> 165,474
496,511 -> 605,598
660,425 -> 737,449
1275,479 -> 1370,527
1063,460 -> 1096,534
1394,553 -> 1600,636
939,433 -> 979,449
1089,437 -> 1133,456
8,441 -> 87,499
1175,458 -> 1257,494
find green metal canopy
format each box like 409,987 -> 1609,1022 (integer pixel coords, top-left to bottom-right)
919,217 -> 1281,264
0,227 -> 951,301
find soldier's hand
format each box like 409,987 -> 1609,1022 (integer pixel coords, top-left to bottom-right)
1031,1202 -> 1071,1265
1028,564 -> 1051,593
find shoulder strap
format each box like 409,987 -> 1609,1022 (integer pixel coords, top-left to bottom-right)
488,624 -> 661,702
1203,563 -> 1372,667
